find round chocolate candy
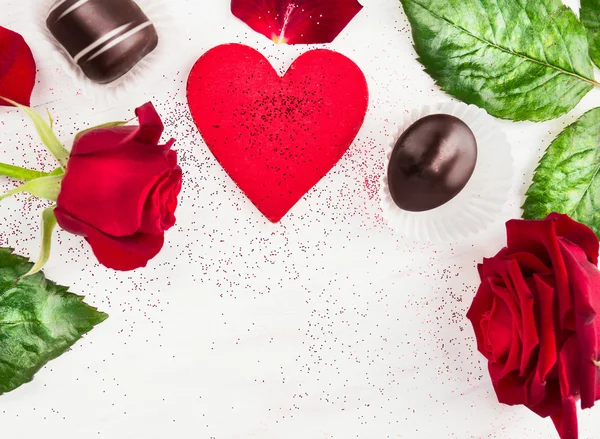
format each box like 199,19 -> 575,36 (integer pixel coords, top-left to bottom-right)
46,0 -> 158,84
387,114 -> 477,212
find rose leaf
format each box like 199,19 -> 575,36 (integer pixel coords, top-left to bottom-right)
400,0 -> 598,122
0,247 -> 108,395
231,0 -> 363,45
0,26 -> 36,107
523,107 -> 600,238
581,0 -> 600,69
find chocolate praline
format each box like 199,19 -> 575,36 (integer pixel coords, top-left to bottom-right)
387,114 -> 478,212
46,0 -> 159,84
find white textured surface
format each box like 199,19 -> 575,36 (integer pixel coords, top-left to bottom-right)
1,0 -> 600,438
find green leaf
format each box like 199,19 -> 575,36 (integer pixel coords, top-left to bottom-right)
4,99 -> 70,168
523,107 -> 600,236
400,0 -> 598,121
0,247 -> 108,395
581,0 -> 600,69
74,121 -> 128,142
0,175 -> 63,202
18,206 -> 57,281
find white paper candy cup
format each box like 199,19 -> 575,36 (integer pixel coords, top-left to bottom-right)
380,101 -> 513,242
34,0 -> 177,104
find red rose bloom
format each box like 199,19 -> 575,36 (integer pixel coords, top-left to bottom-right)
55,102 -> 182,271
467,213 -> 600,439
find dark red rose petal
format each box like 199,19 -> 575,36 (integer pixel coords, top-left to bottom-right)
558,239 -> 600,409
485,294 -> 513,364
534,274 -> 558,387
550,395 -> 578,439
467,279 -> 496,356
489,366 -> 529,406
553,338 -> 581,439
508,252 -> 552,277
231,0 -> 363,45
490,276 -> 523,339
548,212 -> 599,265
529,379 -> 562,418
506,259 -> 539,375
506,217 -> 574,332
478,251 -> 510,280
0,26 -> 36,107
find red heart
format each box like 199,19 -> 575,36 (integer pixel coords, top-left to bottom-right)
187,44 -> 368,222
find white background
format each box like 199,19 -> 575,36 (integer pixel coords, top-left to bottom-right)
1,0 -> 600,438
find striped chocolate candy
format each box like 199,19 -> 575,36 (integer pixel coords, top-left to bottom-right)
46,0 -> 158,84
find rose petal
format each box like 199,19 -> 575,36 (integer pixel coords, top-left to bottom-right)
506,259 -> 540,376
490,276 -> 523,340
505,217 -> 555,265
486,295 -> 514,364
508,252 -> 552,277
502,321 -> 523,376
58,144 -> 173,237
552,337 -> 581,439
0,26 -> 36,107
54,207 -> 164,271
490,365 -> 529,406
467,278 -> 496,356
550,396 -> 578,439
548,213 -> 599,265
479,253 -> 509,279
486,276 -> 527,377
559,238 -> 600,409
231,0 -> 363,45
558,336 -> 581,402
72,103 -> 167,156
84,228 -> 164,271
160,164 -> 182,230
139,155 -> 182,234
506,217 -> 573,331
534,274 -> 559,387
528,378 -> 561,418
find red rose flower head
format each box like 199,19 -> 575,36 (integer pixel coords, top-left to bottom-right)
231,0 -> 363,45
0,25 -> 36,106
467,213 -> 600,439
55,102 -> 182,271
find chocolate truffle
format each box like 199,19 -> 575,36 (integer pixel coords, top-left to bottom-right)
387,114 -> 477,212
46,0 -> 158,84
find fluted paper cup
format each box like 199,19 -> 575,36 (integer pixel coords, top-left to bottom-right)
380,101 -> 513,242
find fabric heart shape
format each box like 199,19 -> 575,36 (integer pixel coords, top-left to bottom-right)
187,44 -> 368,222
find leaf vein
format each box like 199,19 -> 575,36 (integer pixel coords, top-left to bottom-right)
407,0 -> 600,87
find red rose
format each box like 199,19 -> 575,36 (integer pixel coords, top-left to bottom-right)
55,102 -> 182,271
467,213 -> 600,439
